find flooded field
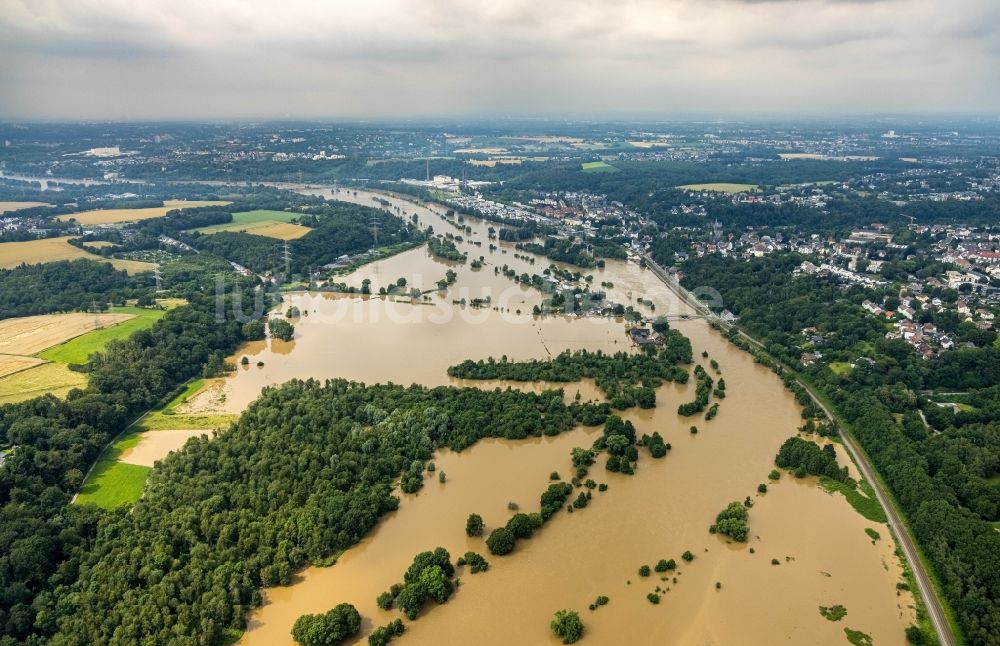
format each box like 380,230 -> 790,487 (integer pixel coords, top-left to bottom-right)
185,189 -> 915,645
118,429 -> 208,467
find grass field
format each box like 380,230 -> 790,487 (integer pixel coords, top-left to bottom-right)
38,307 -> 166,364
0,362 -> 87,404
75,378 -> 236,508
678,183 -> 759,193
56,200 -> 230,225
0,236 -> 156,274
75,458 -> 151,508
829,362 -> 853,376
140,410 -> 236,431
820,477 -> 888,523
0,201 -> 49,213
193,209 -> 311,239
581,161 -> 618,173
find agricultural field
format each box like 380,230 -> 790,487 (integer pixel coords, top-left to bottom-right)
0,236 -> 157,274
39,307 -> 168,364
0,306 -> 173,402
628,140 -> 671,148
678,182 -> 760,193
0,362 -> 87,404
0,311 -> 135,355
105,258 -> 158,273
0,201 -> 49,213
581,160 -> 618,172
192,209 -> 311,239
0,236 -> 95,267
56,199 -> 230,225
0,354 -> 44,379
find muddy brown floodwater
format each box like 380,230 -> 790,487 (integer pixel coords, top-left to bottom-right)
193,189 -> 916,645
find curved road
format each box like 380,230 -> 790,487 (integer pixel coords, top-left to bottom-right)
643,254 -> 956,646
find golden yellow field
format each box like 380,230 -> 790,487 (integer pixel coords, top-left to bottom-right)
453,147 -> 508,154
0,201 -> 49,213
83,240 -> 115,249
0,354 -> 45,378
0,236 -> 95,267
205,220 -> 311,240
0,362 -> 87,404
678,183 -> 759,193
467,158 -> 524,167
56,200 -> 230,225
0,312 -> 135,355
153,297 -> 187,309
107,258 -> 158,273
0,236 -> 156,274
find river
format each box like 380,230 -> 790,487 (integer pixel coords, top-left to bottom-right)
185,188 -> 915,645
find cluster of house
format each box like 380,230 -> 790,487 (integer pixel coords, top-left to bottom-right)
627,326 -> 667,347
446,193 -> 537,223
529,191 -> 637,229
861,293 -> 996,359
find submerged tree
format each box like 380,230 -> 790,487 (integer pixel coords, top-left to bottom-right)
550,609 -> 585,644
291,603 -> 361,645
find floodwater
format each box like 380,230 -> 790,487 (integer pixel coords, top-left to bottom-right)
118,430 -> 209,467
205,189 -> 916,645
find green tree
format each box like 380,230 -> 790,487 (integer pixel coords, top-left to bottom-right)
465,513 -> 484,537
486,527 -> 515,555
291,603 -> 361,645
550,609 -> 584,644
396,583 -> 425,620
418,565 -> 453,603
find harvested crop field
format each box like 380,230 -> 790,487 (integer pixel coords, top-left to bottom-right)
56,200 -> 230,225
193,209 -> 311,239
0,236 -> 157,273
0,236 -> 95,267
678,183 -> 759,193
0,362 -> 87,404
0,312 -> 134,355
197,220 -> 310,239
38,307 -> 164,364
106,258 -> 158,273
0,201 -> 49,213
0,354 -> 45,378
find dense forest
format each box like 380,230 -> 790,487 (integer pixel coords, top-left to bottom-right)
0,260 -> 153,319
448,333 -> 693,410
0,288 -> 251,644
49,379 -> 610,644
680,253 -> 1000,645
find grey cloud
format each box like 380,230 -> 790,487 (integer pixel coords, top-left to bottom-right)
0,0 -> 996,119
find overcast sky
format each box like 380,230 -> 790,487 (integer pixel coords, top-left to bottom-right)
0,0 -> 997,120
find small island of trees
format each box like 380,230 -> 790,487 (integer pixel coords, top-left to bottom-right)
550,609 -> 585,644
268,317 -> 295,341
709,501 -> 750,542
291,603 -> 361,646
